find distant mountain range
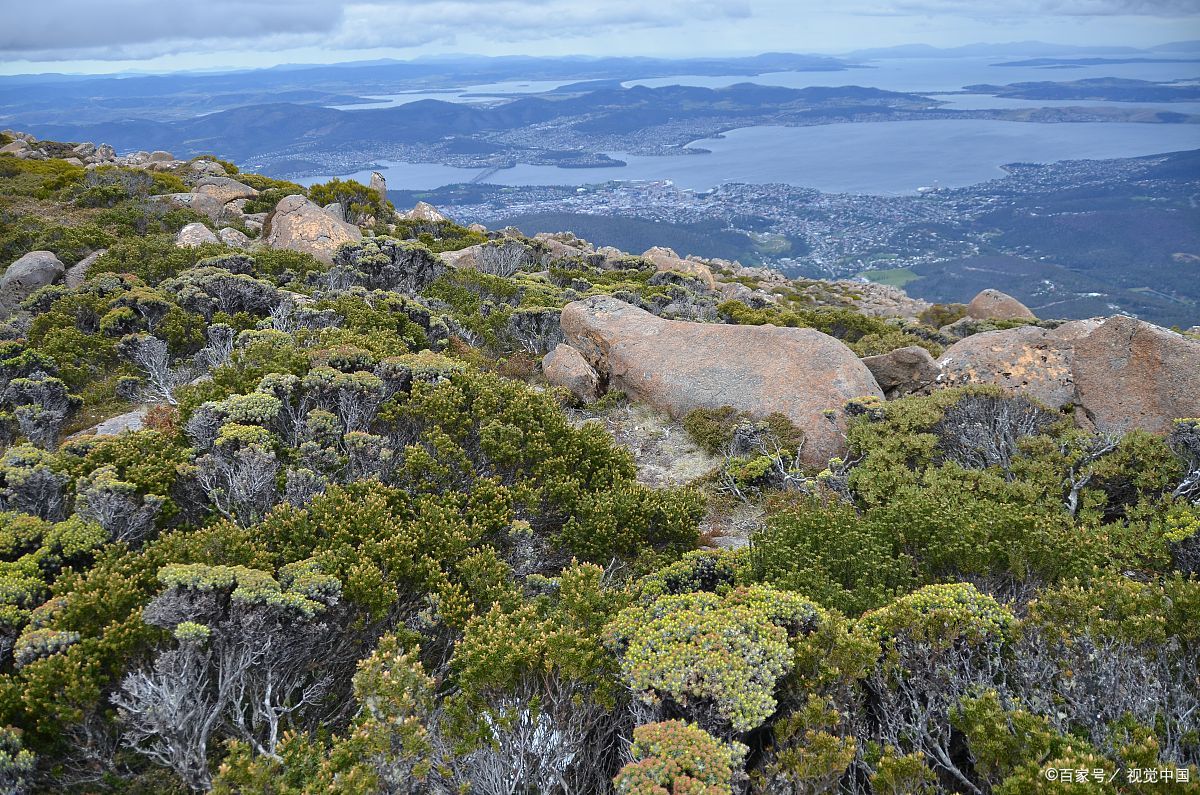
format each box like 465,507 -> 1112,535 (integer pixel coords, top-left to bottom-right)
845,40 -> 1200,59
21,83 -> 935,173
0,52 -> 851,126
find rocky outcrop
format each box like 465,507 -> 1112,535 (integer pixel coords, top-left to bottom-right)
937,320 -> 1097,408
966,289 -> 1036,321
370,171 -> 388,199
542,343 -> 600,402
533,232 -> 594,263
560,296 -> 883,466
862,345 -> 940,399
265,195 -> 362,264
1,251 -> 65,316
175,223 -> 220,248
837,280 -> 932,320
1071,316 -> 1200,435
642,247 -> 717,291
65,249 -> 106,289
0,140 -> 30,157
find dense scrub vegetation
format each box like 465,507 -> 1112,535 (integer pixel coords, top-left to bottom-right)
0,145 -> 1196,793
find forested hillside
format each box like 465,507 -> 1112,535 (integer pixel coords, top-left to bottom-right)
0,131 -> 1197,794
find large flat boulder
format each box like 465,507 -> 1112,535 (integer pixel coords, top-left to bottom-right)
1072,316 -> 1200,435
937,321 -> 1098,408
560,296 -> 883,466
1,250 -> 65,317
265,195 -> 362,264
194,176 -> 258,204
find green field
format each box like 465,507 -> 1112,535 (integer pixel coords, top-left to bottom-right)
858,266 -> 919,288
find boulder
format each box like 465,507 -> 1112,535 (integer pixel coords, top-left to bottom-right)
560,296 -> 883,466
642,246 -> 716,291
95,143 -> 116,161
966,289 -> 1036,321
195,176 -> 258,204
175,223 -> 220,248
467,223 -> 488,234
217,227 -> 251,248
533,234 -> 590,262
72,142 -> 96,157
265,194 -> 362,265
0,140 -> 30,156
1072,316 -> 1200,435
65,249 -> 106,289
838,280 -> 932,320
71,407 -> 149,439
542,343 -> 600,403
439,247 -> 474,269
369,171 -> 388,199
147,150 -> 175,163
0,251 -> 65,316
937,320 -> 1098,408
323,203 -> 345,222
155,192 -> 227,223
403,201 -> 450,223
189,159 -> 229,178
717,281 -> 757,304
862,345 -> 940,399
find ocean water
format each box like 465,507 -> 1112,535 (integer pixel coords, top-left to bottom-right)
298,119 -> 1200,196
307,56 -> 1200,195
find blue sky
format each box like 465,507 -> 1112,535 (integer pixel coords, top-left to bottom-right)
1,0 -> 1197,75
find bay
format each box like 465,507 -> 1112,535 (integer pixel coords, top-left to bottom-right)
296,119 -> 1200,196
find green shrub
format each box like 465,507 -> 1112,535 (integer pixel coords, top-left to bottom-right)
613,721 -> 742,795
308,178 -> 392,225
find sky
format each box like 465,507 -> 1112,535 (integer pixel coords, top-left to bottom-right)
0,0 -> 1198,75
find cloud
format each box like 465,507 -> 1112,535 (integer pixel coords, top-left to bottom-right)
843,0 -> 1198,17
332,1 -> 750,49
0,1 -> 342,52
0,0 -> 751,60
1,0 -> 1192,62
